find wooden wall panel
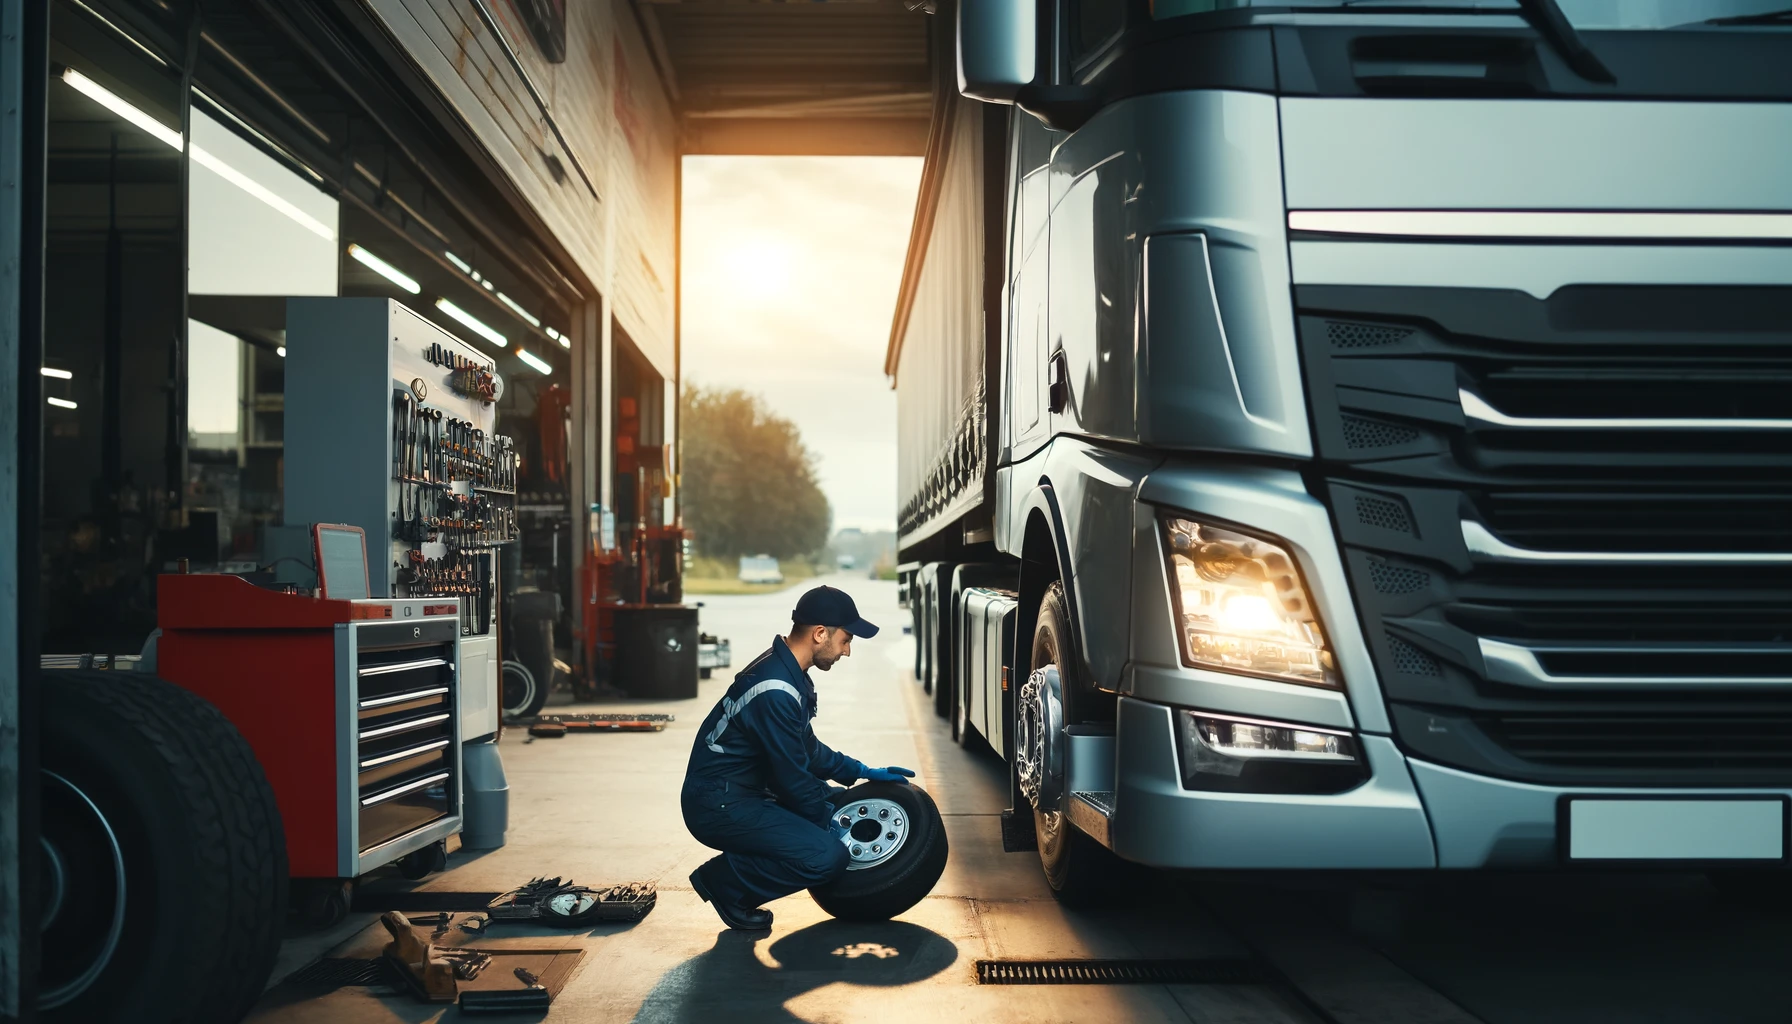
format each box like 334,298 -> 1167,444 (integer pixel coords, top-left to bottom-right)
360,0 -> 676,379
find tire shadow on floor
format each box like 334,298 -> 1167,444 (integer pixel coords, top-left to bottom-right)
629,919 -> 959,1024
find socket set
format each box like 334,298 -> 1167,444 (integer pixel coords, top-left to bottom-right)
392,388 -> 516,632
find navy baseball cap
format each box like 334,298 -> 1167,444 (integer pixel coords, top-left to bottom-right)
792,586 -> 879,638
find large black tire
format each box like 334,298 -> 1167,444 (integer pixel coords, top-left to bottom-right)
501,659 -> 544,718
1028,583 -> 1118,906
41,671 -> 288,1024
810,782 -> 949,922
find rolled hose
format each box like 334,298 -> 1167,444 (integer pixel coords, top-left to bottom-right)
809,781 -> 949,921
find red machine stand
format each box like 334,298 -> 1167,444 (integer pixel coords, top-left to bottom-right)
156,574 -> 465,879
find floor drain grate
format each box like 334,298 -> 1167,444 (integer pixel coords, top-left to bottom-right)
975,957 -> 1271,986
285,957 -> 397,989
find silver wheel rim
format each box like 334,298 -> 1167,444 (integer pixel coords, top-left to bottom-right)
835,797 -> 911,871
501,659 -> 537,716
1016,665 -> 1064,811
41,770 -> 128,1010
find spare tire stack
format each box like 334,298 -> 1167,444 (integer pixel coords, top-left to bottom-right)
809,782 -> 949,922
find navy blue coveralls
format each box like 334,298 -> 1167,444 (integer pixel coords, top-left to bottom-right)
682,636 -> 862,908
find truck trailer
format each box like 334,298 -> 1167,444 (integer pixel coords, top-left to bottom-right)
890,0 -> 1792,901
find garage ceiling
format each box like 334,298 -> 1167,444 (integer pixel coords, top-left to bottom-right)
635,0 -> 937,156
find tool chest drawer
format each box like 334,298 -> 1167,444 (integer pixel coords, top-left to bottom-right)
359,771 -> 452,852
351,624 -> 459,857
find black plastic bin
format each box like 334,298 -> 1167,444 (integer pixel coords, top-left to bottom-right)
615,606 -> 700,700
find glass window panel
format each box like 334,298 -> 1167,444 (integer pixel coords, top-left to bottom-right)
187,106 -> 338,296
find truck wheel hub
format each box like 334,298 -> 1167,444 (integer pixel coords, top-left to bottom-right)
836,797 -> 909,871
40,770 -> 127,1010
1017,665 -> 1064,811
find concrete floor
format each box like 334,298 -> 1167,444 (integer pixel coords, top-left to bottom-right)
251,575 -> 1319,1023
250,574 -> 1792,1023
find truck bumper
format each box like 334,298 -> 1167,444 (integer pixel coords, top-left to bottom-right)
1106,695 -> 1792,870
1108,696 -> 1437,869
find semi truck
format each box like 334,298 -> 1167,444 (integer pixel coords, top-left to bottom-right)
890,0 -> 1792,902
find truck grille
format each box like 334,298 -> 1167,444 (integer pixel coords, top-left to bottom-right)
1298,283 -> 1792,786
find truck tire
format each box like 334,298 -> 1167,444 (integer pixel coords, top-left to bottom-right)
1026,583 -> 1117,906
809,782 -> 949,922
41,670 -> 288,1024
501,658 -> 543,718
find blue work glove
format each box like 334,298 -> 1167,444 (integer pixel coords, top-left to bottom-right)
861,765 -> 916,785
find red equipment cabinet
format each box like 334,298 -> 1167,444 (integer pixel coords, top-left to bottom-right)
156,574 -> 465,878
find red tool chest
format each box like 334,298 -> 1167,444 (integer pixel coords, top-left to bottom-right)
156,574 -> 464,878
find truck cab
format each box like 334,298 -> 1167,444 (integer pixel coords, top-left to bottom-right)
892,0 -> 1792,899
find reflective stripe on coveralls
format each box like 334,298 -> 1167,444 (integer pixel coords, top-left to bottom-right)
704,680 -> 804,753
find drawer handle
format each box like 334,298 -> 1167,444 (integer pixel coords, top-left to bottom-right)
361,771 -> 450,807
359,686 -> 450,710
359,738 -> 451,770
358,713 -> 450,741
359,656 -> 448,677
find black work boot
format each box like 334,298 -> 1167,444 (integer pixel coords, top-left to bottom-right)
689,864 -> 774,931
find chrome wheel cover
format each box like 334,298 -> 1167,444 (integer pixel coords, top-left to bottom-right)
1016,665 -> 1064,811
834,796 -> 911,871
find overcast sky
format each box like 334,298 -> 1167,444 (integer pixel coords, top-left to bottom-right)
681,156 -> 922,534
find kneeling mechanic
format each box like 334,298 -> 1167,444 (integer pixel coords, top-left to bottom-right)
682,585 -> 916,930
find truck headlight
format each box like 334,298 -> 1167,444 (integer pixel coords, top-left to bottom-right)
1161,515 -> 1337,688
1178,710 -> 1366,794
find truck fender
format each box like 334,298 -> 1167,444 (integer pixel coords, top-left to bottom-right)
1012,482 -> 1094,709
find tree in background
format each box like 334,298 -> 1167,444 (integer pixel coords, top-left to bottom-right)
681,385 -> 830,559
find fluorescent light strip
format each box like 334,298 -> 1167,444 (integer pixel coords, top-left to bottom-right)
515,349 -> 552,375
435,298 -> 506,348
190,145 -> 334,240
41,367 -> 72,379
444,251 -> 473,274
61,69 -> 334,241
495,291 -> 542,328
347,244 -> 421,294
277,346 -> 287,358
47,397 -> 78,410
61,68 -> 180,148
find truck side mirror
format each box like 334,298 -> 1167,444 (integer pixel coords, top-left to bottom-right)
957,0 -> 1035,102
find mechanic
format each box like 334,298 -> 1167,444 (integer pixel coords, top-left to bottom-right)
682,585 -> 916,930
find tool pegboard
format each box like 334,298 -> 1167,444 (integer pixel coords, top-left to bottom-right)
285,298 -> 516,741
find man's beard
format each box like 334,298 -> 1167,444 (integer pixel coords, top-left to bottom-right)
814,652 -> 840,671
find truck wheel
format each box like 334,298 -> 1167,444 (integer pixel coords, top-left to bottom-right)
809,782 -> 949,921
41,671 -> 287,1024
501,659 -> 543,718
951,662 -> 975,747
931,587 -> 953,719
1025,583 -> 1116,906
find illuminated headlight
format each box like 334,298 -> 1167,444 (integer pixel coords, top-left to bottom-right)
1161,515 -> 1336,688
1178,710 -> 1366,794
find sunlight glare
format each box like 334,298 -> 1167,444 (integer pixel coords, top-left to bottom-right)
726,238 -> 794,301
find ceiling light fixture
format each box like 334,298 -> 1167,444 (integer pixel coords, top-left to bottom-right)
47,397 -> 78,410
495,291 -> 542,328
435,298 -> 506,348
347,243 -> 421,294
61,68 -> 334,241
40,367 -> 73,379
515,348 -> 552,375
